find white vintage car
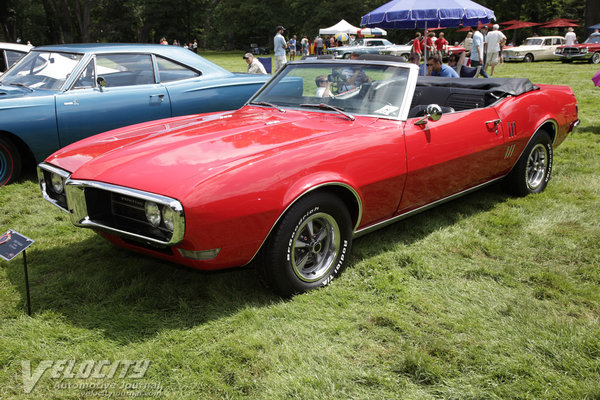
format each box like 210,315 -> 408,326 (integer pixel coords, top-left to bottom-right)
377,42 -> 413,60
502,36 -> 565,62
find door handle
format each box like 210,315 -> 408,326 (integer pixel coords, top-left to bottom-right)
63,100 -> 79,106
150,94 -> 165,102
485,118 -> 501,134
485,118 -> 501,127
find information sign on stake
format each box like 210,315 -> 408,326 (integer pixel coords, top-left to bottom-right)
0,229 -> 34,261
0,229 -> 34,315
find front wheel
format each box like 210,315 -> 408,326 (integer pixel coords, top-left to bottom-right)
258,193 -> 352,296
0,137 -> 22,186
591,52 -> 600,64
523,53 -> 534,63
503,131 -> 553,196
342,53 -> 351,59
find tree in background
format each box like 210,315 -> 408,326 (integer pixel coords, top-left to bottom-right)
1,0 -> 595,49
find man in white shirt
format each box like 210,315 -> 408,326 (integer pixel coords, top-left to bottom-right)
243,53 -> 267,74
485,24 -> 506,76
273,25 -> 288,72
565,27 -> 577,45
470,26 -> 490,78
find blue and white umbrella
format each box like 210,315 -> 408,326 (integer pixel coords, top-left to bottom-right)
361,0 -> 495,29
357,27 -> 387,37
361,0 -> 495,70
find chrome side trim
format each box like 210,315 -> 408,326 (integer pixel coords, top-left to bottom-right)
64,179 -> 186,246
244,182 -> 363,266
353,176 -> 505,238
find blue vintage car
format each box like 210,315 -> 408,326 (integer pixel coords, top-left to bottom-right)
0,43 -> 270,185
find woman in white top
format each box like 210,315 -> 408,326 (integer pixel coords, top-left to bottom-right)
463,31 -> 474,54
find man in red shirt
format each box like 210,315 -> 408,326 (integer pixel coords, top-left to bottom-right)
412,32 -> 422,55
435,32 -> 448,58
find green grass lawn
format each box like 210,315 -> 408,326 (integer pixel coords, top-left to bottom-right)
1,54 -> 599,399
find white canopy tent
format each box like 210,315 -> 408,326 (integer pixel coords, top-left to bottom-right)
319,19 -> 361,35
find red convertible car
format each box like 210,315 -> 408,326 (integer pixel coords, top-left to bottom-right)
38,59 -> 579,296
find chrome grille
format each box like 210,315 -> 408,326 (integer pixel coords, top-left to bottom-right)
562,47 -> 581,55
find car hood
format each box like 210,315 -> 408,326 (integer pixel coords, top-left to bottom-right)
558,43 -> 600,48
0,84 -> 52,99
504,45 -> 544,52
47,106 -> 372,196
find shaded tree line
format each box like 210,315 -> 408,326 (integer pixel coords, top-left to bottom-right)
0,0 -> 596,49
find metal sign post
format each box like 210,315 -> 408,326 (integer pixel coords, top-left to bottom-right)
0,229 -> 34,316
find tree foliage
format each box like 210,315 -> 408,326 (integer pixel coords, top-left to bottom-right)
0,0 -> 594,49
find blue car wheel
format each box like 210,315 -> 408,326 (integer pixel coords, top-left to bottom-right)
0,137 -> 21,186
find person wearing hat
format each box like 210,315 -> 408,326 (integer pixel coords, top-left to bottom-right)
274,25 -> 288,72
565,27 -> 577,46
243,53 -> 267,74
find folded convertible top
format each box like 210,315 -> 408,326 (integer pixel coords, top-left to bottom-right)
416,77 -> 538,97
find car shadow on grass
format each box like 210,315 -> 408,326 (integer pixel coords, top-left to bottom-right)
5,233 -> 281,343
5,182 -> 510,343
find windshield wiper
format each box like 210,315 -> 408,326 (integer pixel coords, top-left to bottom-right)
250,101 -> 286,113
8,83 -> 33,92
299,103 -> 355,121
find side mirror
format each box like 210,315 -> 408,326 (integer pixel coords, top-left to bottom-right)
414,104 -> 442,126
96,76 -> 106,90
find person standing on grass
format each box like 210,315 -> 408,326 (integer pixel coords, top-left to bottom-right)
484,24 -> 506,76
435,32 -> 448,58
471,26 -> 490,78
565,27 -> 577,45
412,32 -> 422,56
301,36 -> 309,56
288,35 -> 297,61
274,25 -> 288,72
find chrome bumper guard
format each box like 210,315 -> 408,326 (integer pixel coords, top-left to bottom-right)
38,163 -> 185,247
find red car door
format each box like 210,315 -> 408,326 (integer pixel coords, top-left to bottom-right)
397,108 -> 505,213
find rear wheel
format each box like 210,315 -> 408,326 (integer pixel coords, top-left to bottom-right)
257,192 -> 352,296
503,131 -> 553,196
0,137 -> 22,186
523,53 -> 534,62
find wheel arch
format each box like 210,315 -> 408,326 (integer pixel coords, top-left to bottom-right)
0,130 -> 36,168
536,119 -> 558,145
505,119 -> 555,177
246,181 -> 362,265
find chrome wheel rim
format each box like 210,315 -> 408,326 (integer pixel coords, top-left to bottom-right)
526,143 -> 548,190
291,212 -> 340,282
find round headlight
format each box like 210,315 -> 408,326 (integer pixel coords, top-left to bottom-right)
161,206 -> 176,231
51,174 -> 64,194
145,201 -> 161,227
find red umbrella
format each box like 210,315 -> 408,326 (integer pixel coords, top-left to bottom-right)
502,21 -> 541,30
499,20 -> 522,26
539,18 -> 580,28
457,22 -> 493,32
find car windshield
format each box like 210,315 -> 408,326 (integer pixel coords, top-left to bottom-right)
250,62 -> 410,119
584,34 -> 600,44
0,51 -> 83,90
524,38 -> 543,46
